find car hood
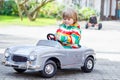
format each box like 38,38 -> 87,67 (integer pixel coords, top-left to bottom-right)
9,45 -> 57,56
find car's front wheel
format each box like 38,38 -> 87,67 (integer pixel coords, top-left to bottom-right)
98,23 -> 102,30
13,68 -> 26,73
81,57 -> 94,73
40,60 -> 57,78
85,23 -> 89,29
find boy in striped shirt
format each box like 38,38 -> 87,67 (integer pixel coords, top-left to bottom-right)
56,7 -> 81,49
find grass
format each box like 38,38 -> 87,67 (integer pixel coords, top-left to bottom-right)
0,15 -> 57,26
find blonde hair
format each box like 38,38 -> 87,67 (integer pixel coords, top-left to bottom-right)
62,7 -> 78,24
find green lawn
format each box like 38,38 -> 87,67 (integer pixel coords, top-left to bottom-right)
0,15 -> 57,26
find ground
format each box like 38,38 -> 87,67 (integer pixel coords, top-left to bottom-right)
0,21 -> 120,80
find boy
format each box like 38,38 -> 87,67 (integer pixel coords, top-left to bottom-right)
56,7 -> 81,48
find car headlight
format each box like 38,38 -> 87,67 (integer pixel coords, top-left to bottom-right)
29,51 -> 37,61
4,48 -> 12,58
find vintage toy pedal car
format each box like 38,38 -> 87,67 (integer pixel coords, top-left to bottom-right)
2,34 -> 96,78
85,15 -> 102,30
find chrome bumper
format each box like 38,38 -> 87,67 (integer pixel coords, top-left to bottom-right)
2,61 -> 40,70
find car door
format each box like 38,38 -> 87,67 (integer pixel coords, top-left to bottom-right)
66,49 -> 83,65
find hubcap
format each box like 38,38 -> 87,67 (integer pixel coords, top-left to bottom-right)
45,64 -> 54,74
87,60 -> 93,69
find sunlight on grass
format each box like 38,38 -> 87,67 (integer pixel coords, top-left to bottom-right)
0,15 -> 57,26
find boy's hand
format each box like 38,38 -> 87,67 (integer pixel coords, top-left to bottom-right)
61,36 -> 68,42
56,34 -> 68,42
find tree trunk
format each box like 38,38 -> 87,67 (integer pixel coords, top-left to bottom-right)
15,0 -> 54,21
100,0 -> 105,20
0,0 -> 4,9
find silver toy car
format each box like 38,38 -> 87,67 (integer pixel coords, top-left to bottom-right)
2,37 -> 96,78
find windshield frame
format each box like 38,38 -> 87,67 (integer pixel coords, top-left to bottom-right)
36,40 -> 63,49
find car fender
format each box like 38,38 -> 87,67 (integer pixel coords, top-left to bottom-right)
81,49 -> 95,66
36,52 -> 65,70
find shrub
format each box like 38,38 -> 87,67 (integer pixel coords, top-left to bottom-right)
78,7 -> 96,20
0,0 -> 18,16
39,2 -> 64,19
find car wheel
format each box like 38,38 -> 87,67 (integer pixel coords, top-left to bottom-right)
40,60 -> 57,78
98,23 -> 102,30
81,57 -> 94,73
13,68 -> 26,73
85,23 -> 88,29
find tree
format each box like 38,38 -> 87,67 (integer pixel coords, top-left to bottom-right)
0,0 -> 4,9
15,0 -> 54,21
100,0 -> 104,20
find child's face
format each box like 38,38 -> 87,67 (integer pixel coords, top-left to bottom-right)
63,18 -> 74,26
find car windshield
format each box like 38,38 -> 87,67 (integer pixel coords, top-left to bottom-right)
36,40 -> 63,49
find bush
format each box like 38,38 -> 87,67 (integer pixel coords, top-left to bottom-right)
0,0 -> 18,16
39,2 -> 64,19
78,7 -> 96,20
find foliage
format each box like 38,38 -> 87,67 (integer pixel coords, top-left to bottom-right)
15,0 -> 55,21
0,0 -> 64,21
39,2 -> 65,19
78,7 -> 96,20
0,0 -> 18,16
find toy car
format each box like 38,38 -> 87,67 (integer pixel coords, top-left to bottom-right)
85,15 -> 102,30
2,34 -> 96,78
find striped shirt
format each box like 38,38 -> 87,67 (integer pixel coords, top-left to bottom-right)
56,23 -> 81,48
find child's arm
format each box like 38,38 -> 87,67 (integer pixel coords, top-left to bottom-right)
67,27 -> 81,44
56,24 -> 70,43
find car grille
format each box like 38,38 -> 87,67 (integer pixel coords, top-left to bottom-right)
12,55 -> 28,62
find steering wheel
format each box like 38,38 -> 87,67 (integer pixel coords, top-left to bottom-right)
47,33 -> 56,40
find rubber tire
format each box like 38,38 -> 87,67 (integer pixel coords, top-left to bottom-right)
81,57 -> 94,73
98,23 -> 102,30
40,60 -> 57,78
13,68 -> 26,73
85,23 -> 88,29
91,24 -> 95,27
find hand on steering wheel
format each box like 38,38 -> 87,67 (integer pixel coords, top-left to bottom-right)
47,33 -> 56,40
